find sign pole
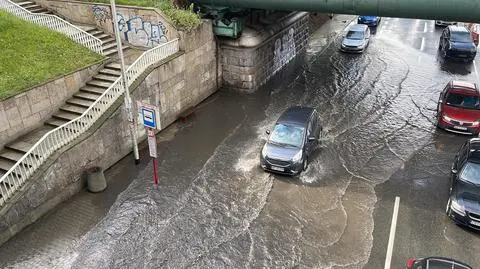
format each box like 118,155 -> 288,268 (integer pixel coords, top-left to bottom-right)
153,157 -> 158,186
147,127 -> 159,187
111,0 -> 140,165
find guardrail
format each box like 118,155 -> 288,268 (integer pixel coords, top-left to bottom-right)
0,39 -> 179,206
0,0 -> 104,55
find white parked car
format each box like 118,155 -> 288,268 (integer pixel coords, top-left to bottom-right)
340,24 -> 371,53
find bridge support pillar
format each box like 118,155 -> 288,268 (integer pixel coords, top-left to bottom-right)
219,11 -> 309,92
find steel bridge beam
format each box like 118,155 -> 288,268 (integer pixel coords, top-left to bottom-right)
191,0 -> 480,22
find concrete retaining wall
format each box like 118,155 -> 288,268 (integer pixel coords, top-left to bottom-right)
221,12 -> 309,92
0,21 -> 218,246
0,62 -> 103,150
42,0 -> 178,48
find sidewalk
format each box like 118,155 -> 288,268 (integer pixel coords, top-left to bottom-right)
0,14 -> 356,268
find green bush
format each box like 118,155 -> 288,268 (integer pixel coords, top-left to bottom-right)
0,10 -> 103,100
85,0 -> 202,31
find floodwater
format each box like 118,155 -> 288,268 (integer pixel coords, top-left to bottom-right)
2,16 -> 480,269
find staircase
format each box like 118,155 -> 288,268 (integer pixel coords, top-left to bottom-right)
12,0 -> 130,57
0,63 -> 125,189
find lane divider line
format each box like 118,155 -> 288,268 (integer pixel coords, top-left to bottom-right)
384,196 -> 400,269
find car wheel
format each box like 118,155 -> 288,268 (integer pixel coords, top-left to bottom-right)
434,113 -> 440,127
302,157 -> 308,171
445,198 -> 451,215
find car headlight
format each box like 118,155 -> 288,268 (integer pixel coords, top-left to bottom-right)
451,199 -> 466,216
261,145 -> 267,158
292,150 -> 302,163
472,120 -> 480,127
443,114 -> 452,122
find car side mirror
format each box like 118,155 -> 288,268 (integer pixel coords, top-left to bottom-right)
451,169 -> 458,174
308,136 -> 316,142
266,130 -> 270,135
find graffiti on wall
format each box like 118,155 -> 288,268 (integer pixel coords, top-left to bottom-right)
117,14 -> 169,47
91,5 -> 110,23
273,28 -> 296,74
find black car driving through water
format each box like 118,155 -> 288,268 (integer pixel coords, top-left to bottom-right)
446,138 -> 480,230
260,106 -> 322,175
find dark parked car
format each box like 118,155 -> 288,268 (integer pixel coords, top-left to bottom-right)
260,106 -> 322,175
406,256 -> 471,269
436,80 -> 480,135
446,138 -> 480,230
439,25 -> 477,62
358,15 -> 381,26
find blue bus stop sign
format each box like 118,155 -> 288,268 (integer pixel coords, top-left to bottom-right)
141,107 -> 156,129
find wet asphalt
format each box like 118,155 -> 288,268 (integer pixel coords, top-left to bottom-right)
1,16 -> 480,268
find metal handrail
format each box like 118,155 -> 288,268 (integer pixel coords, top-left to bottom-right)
0,0 -> 104,55
0,39 -> 179,206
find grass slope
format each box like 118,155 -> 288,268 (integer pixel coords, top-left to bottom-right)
0,10 -> 103,100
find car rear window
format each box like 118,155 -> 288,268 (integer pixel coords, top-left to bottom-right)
451,31 -> 473,43
445,92 -> 480,109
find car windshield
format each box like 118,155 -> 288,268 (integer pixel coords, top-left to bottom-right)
445,92 -> 480,109
346,30 -> 364,40
269,123 -> 305,148
451,31 -> 472,43
460,162 -> 480,185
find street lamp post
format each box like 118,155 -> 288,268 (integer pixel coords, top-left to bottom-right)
110,0 -> 140,164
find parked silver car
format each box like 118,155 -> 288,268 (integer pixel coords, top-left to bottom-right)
340,24 -> 371,53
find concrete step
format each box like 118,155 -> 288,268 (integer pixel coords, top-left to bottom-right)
97,34 -> 112,40
19,2 -> 37,9
16,1 -> 35,6
29,7 -> 48,13
15,126 -> 56,146
39,10 -> 54,14
60,104 -> 87,115
88,30 -> 103,36
4,141 -> 33,155
0,150 -> 35,168
102,42 -> 117,51
67,97 -> 94,108
77,25 -> 96,32
99,68 -> 121,76
74,91 -> 101,101
0,150 -> 25,163
45,118 -> 70,128
104,48 -> 118,57
52,111 -> 80,121
0,159 -> 16,173
105,63 -> 122,70
86,80 -> 112,89
104,46 -> 130,57
93,74 -> 118,83
81,85 -> 107,95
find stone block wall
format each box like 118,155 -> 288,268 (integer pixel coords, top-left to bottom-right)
0,21 -> 218,246
0,62 -> 103,149
221,12 -> 309,92
43,0 -> 178,48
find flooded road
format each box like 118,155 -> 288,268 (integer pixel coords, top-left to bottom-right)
2,17 -> 480,268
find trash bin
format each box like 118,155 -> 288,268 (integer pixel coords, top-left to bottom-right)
85,166 -> 107,193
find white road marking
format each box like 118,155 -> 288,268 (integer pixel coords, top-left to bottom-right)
420,37 -> 425,51
424,22 -> 428,33
384,196 -> 400,269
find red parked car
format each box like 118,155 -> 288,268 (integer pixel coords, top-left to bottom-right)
436,81 -> 480,135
